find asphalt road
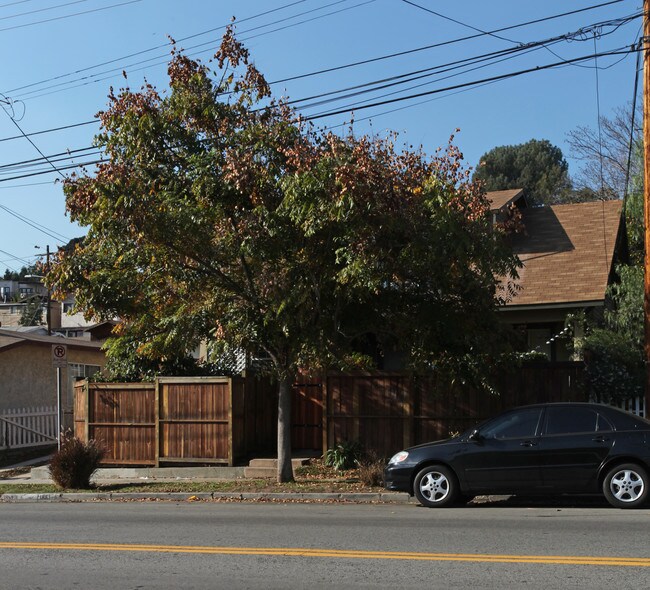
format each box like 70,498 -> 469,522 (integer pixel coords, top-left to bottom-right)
1,501 -> 649,589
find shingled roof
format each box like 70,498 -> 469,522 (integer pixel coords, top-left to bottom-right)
506,200 -> 623,307
487,188 -> 525,211
0,329 -> 104,352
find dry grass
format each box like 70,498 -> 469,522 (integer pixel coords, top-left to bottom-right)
0,458 -> 386,495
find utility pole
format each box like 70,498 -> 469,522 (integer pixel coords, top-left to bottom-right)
45,244 -> 51,336
643,0 -> 650,418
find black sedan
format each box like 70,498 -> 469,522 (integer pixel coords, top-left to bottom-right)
384,402 -> 650,508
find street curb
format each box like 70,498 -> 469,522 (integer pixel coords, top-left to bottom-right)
0,491 -> 414,504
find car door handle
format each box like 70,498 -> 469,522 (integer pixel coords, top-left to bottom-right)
520,440 -> 537,447
592,436 -> 609,443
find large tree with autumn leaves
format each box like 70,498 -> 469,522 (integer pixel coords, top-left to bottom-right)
49,30 -> 520,482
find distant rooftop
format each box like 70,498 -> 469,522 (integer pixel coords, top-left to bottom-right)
486,188 -> 525,211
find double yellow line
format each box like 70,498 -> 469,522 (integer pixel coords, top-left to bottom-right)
0,542 -> 649,567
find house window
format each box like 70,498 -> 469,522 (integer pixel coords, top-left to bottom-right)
63,302 -> 74,313
19,287 -> 34,298
0,287 -> 9,302
66,363 -> 101,408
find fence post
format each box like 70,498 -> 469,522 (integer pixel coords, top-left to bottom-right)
322,374 -> 329,455
403,377 -> 413,449
155,378 -> 161,468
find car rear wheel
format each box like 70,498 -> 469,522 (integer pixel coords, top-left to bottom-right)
414,465 -> 459,508
602,463 -> 649,509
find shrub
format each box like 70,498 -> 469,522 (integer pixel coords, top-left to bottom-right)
324,441 -> 361,471
356,451 -> 386,487
49,431 -> 105,489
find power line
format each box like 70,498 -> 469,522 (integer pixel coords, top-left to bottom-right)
267,0 -> 627,87
0,146 -> 97,170
0,159 -> 104,182
8,0 -> 623,103
0,0 -> 142,34
400,0 -> 516,44
624,38 -> 642,201
0,0 -> 88,22
0,180 -> 53,189
3,0 -> 325,96
0,1 -> 36,8
0,202 -> 70,242
14,0 -> 374,102
285,14 -> 637,114
0,119 -> 97,143
0,96 -> 66,179
0,248 -> 33,266
302,46 -> 639,122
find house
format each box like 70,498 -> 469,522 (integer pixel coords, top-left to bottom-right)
489,190 -> 625,360
0,276 -> 59,328
0,329 -> 106,423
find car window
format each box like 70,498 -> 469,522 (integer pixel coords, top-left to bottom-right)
596,413 -> 613,432
480,408 -> 542,439
544,407 -> 598,435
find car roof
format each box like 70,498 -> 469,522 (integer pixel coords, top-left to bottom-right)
507,402 -> 650,427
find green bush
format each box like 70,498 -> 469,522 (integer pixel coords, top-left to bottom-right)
49,432 -> 105,489
584,328 -> 643,403
324,441 -> 361,471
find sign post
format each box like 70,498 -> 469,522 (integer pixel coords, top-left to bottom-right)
52,344 -> 67,449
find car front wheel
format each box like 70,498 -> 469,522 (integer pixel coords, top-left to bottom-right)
603,463 -> 649,509
413,465 -> 459,508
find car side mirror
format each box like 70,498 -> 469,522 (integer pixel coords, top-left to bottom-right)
468,428 -> 482,442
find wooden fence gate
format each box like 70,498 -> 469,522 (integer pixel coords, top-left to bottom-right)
75,377 -> 247,466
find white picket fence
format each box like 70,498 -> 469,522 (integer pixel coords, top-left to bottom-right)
610,396 -> 646,419
0,405 -> 58,450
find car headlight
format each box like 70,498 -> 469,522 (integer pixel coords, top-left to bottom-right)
388,451 -> 409,465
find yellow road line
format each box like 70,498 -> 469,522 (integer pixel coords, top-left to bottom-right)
0,543 -> 648,567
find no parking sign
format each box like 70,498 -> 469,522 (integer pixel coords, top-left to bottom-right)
52,344 -> 67,368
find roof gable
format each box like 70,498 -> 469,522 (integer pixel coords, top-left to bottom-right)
487,188 -> 525,212
506,200 -> 623,307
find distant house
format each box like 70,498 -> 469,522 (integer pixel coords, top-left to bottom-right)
489,190 -> 625,360
0,329 -> 106,423
0,276 -> 56,328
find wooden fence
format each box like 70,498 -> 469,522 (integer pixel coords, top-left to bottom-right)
324,362 -> 587,457
74,363 -> 590,466
74,376 -> 276,466
0,405 -> 57,450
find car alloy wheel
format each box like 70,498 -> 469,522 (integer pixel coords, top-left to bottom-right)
414,465 -> 459,508
603,463 -> 649,509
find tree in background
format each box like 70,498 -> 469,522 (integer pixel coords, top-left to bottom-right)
18,295 -> 44,326
572,103 -> 644,401
3,264 -> 41,281
48,30 -> 520,482
566,102 -> 641,201
473,139 -> 571,205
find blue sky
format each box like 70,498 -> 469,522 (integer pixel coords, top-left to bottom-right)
0,0 -> 641,273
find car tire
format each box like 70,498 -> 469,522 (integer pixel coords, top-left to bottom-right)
413,465 -> 459,508
602,463 -> 649,509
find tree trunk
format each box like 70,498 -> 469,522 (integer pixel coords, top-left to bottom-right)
277,375 -> 294,482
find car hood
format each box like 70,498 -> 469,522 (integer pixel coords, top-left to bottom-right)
407,437 -> 462,452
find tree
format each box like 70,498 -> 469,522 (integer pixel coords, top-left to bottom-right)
473,139 -> 571,205
3,264 -> 42,281
580,265 -> 644,403
577,119 -> 644,402
566,102 -> 641,200
48,30 -> 521,482
19,295 -> 44,326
